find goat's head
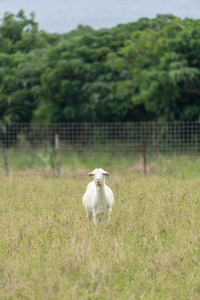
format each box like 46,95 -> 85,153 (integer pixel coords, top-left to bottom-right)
87,168 -> 110,186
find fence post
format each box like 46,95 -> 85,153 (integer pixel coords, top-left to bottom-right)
1,147 -> 9,176
55,134 -> 60,177
143,142 -> 147,177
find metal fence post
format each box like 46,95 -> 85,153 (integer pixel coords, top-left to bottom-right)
55,134 -> 60,177
143,142 -> 147,177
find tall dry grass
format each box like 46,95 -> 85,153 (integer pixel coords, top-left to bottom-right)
0,168 -> 200,299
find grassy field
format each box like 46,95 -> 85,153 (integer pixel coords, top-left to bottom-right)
1,156 -> 200,299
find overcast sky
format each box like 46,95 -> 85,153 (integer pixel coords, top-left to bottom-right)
1,0 -> 200,33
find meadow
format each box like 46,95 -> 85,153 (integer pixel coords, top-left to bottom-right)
1,154 -> 200,299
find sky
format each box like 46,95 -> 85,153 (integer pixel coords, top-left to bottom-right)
1,0 -> 200,33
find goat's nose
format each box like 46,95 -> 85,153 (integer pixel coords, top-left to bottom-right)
97,179 -> 101,182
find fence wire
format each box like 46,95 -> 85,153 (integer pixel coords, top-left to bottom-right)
1,122 -> 200,156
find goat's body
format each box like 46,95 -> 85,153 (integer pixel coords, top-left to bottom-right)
82,174 -> 114,224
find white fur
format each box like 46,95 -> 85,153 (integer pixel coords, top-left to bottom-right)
82,168 -> 114,224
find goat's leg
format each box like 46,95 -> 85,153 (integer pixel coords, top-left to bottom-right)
106,208 -> 112,223
93,209 -> 99,225
86,211 -> 92,221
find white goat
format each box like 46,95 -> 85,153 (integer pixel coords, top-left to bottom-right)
82,168 -> 114,224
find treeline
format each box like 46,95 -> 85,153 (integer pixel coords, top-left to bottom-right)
1,10 -> 200,123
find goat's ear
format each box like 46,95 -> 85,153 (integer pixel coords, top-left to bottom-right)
87,172 -> 94,177
103,172 -> 110,176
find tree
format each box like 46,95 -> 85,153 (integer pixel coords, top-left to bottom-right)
1,12 -> 200,123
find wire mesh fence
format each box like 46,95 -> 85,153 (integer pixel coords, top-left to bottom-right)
1,122 -> 200,155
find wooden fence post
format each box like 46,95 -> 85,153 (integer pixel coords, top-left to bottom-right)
55,134 -> 60,177
1,147 -> 9,176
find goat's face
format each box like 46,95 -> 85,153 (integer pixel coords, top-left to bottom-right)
87,168 -> 110,186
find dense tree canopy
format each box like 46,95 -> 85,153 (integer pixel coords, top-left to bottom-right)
1,11 -> 200,122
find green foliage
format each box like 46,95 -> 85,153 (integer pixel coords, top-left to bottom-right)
0,115 -> 11,134
1,12 -> 200,122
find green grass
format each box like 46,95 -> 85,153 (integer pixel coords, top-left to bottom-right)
1,148 -> 200,179
1,160 -> 200,299
0,148 -> 140,172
